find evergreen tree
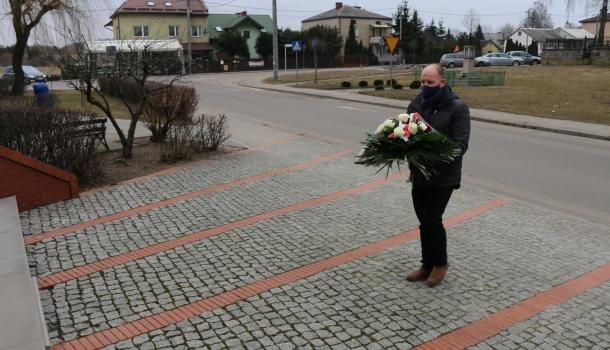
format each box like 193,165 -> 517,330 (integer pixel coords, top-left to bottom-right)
345,19 -> 358,56
393,0 -> 411,58
474,24 -> 485,55
527,40 -> 538,55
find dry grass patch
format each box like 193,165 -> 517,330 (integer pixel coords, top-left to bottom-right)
362,65 -> 610,125
53,90 -> 131,119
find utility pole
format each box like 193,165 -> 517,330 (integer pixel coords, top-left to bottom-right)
399,12 -> 403,65
272,0 -> 279,81
187,0 -> 193,74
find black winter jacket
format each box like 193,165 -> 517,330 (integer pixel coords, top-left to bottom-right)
407,86 -> 471,188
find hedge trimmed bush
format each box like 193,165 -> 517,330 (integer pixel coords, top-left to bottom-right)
386,79 -> 398,87
341,81 -> 352,88
358,80 -> 368,88
0,106 -> 102,183
410,80 -> 422,89
393,84 -> 403,90
373,79 -> 384,86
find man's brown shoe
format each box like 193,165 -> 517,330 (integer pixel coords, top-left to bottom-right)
426,264 -> 449,287
406,266 -> 430,282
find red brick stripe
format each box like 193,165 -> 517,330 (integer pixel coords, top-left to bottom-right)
51,198 -> 510,350
79,135 -> 300,196
26,147 -> 349,245
413,259 -> 610,349
37,171 -> 407,289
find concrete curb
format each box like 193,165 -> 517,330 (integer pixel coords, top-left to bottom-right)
240,81 -> 610,142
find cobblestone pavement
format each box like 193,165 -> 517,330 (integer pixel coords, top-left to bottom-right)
21,136 -> 610,349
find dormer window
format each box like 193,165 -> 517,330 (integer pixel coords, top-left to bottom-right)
215,26 -> 223,32
147,1 -> 154,6
164,2 -> 172,6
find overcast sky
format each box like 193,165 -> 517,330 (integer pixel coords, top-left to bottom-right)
0,0 -> 600,46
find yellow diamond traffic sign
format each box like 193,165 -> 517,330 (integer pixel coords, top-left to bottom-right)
384,36 -> 400,54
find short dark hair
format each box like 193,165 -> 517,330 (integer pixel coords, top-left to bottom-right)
425,63 -> 445,79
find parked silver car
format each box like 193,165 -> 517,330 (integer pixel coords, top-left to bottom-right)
505,51 -> 542,65
439,52 -> 464,68
475,53 -> 525,67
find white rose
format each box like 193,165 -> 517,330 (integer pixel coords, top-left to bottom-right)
392,126 -> 405,138
397,113 -> 410,123
375,123 -> 385,134
408,122 -> 419,134
417,121 -> 428,131
383,119 -> 396,130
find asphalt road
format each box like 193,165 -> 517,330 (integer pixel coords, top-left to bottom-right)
189,71 -> 610,227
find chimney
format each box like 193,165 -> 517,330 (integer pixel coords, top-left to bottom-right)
335,2 -> 343,9
241,10 -> 247,16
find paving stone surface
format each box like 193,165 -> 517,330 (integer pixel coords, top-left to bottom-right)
21,137 -> 610,349
469,281 -> 610,350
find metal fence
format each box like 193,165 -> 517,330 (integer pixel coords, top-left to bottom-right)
413,69 -> 506,87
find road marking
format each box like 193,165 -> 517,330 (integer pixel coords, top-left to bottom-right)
338,106 -> 383,113
51,198 -> 510,350
37,171 -> 407,289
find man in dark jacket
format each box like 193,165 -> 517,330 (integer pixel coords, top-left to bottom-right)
405,64 -> 470,287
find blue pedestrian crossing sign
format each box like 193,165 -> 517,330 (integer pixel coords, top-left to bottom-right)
292,41 -> 303,52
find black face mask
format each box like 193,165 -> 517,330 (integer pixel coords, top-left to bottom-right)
422,85 -> 442,100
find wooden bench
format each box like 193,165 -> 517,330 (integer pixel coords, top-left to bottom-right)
68,118 -> 110,151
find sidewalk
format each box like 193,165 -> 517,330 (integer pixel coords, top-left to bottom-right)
239,79 -> 610,142
18,135 -> 610,349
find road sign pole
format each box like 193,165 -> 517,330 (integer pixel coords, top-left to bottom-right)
314,46 -> 318,83
390,56 -> 393,89
295,50 -> 299,87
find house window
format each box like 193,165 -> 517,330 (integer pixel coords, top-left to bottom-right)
243,30 -> 250,39
215,26 -> 223,32
133,25 -> 149,37
168,25 -> 179,37
518,31 -> 522,36
192,26 -> 206,37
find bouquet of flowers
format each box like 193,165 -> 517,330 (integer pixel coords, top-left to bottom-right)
355,112 -> 461,179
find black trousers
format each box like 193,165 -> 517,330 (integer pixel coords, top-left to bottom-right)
411,186 -> 454,270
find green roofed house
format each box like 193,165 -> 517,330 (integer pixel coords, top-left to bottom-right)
208,11 -> 274,60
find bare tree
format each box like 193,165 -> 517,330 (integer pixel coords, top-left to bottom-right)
4,0 -> 96,96
522,1 -> 554,28
462,9 -> 481,44
64,39 -> 186,158
549,0 -> 607,45
498,23 -> 517,40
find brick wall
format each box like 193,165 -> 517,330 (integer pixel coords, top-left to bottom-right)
0,146 -> 79,211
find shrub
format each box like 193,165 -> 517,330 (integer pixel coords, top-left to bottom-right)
358,80 -> 368,88
386,79 -> 398,87
373,79 -> 384,86
160,122 -> 193,162
341,81 -> 351,88
0,77 -> 14,96
393,84 -> 403,90
190,114 -> 231,153
374,85 -> 384,91
410,80 -> 422,89
0,106 -> 102,183
97,77 -> 163,103
160,113 -> 231,161
143,85 -> 199,142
